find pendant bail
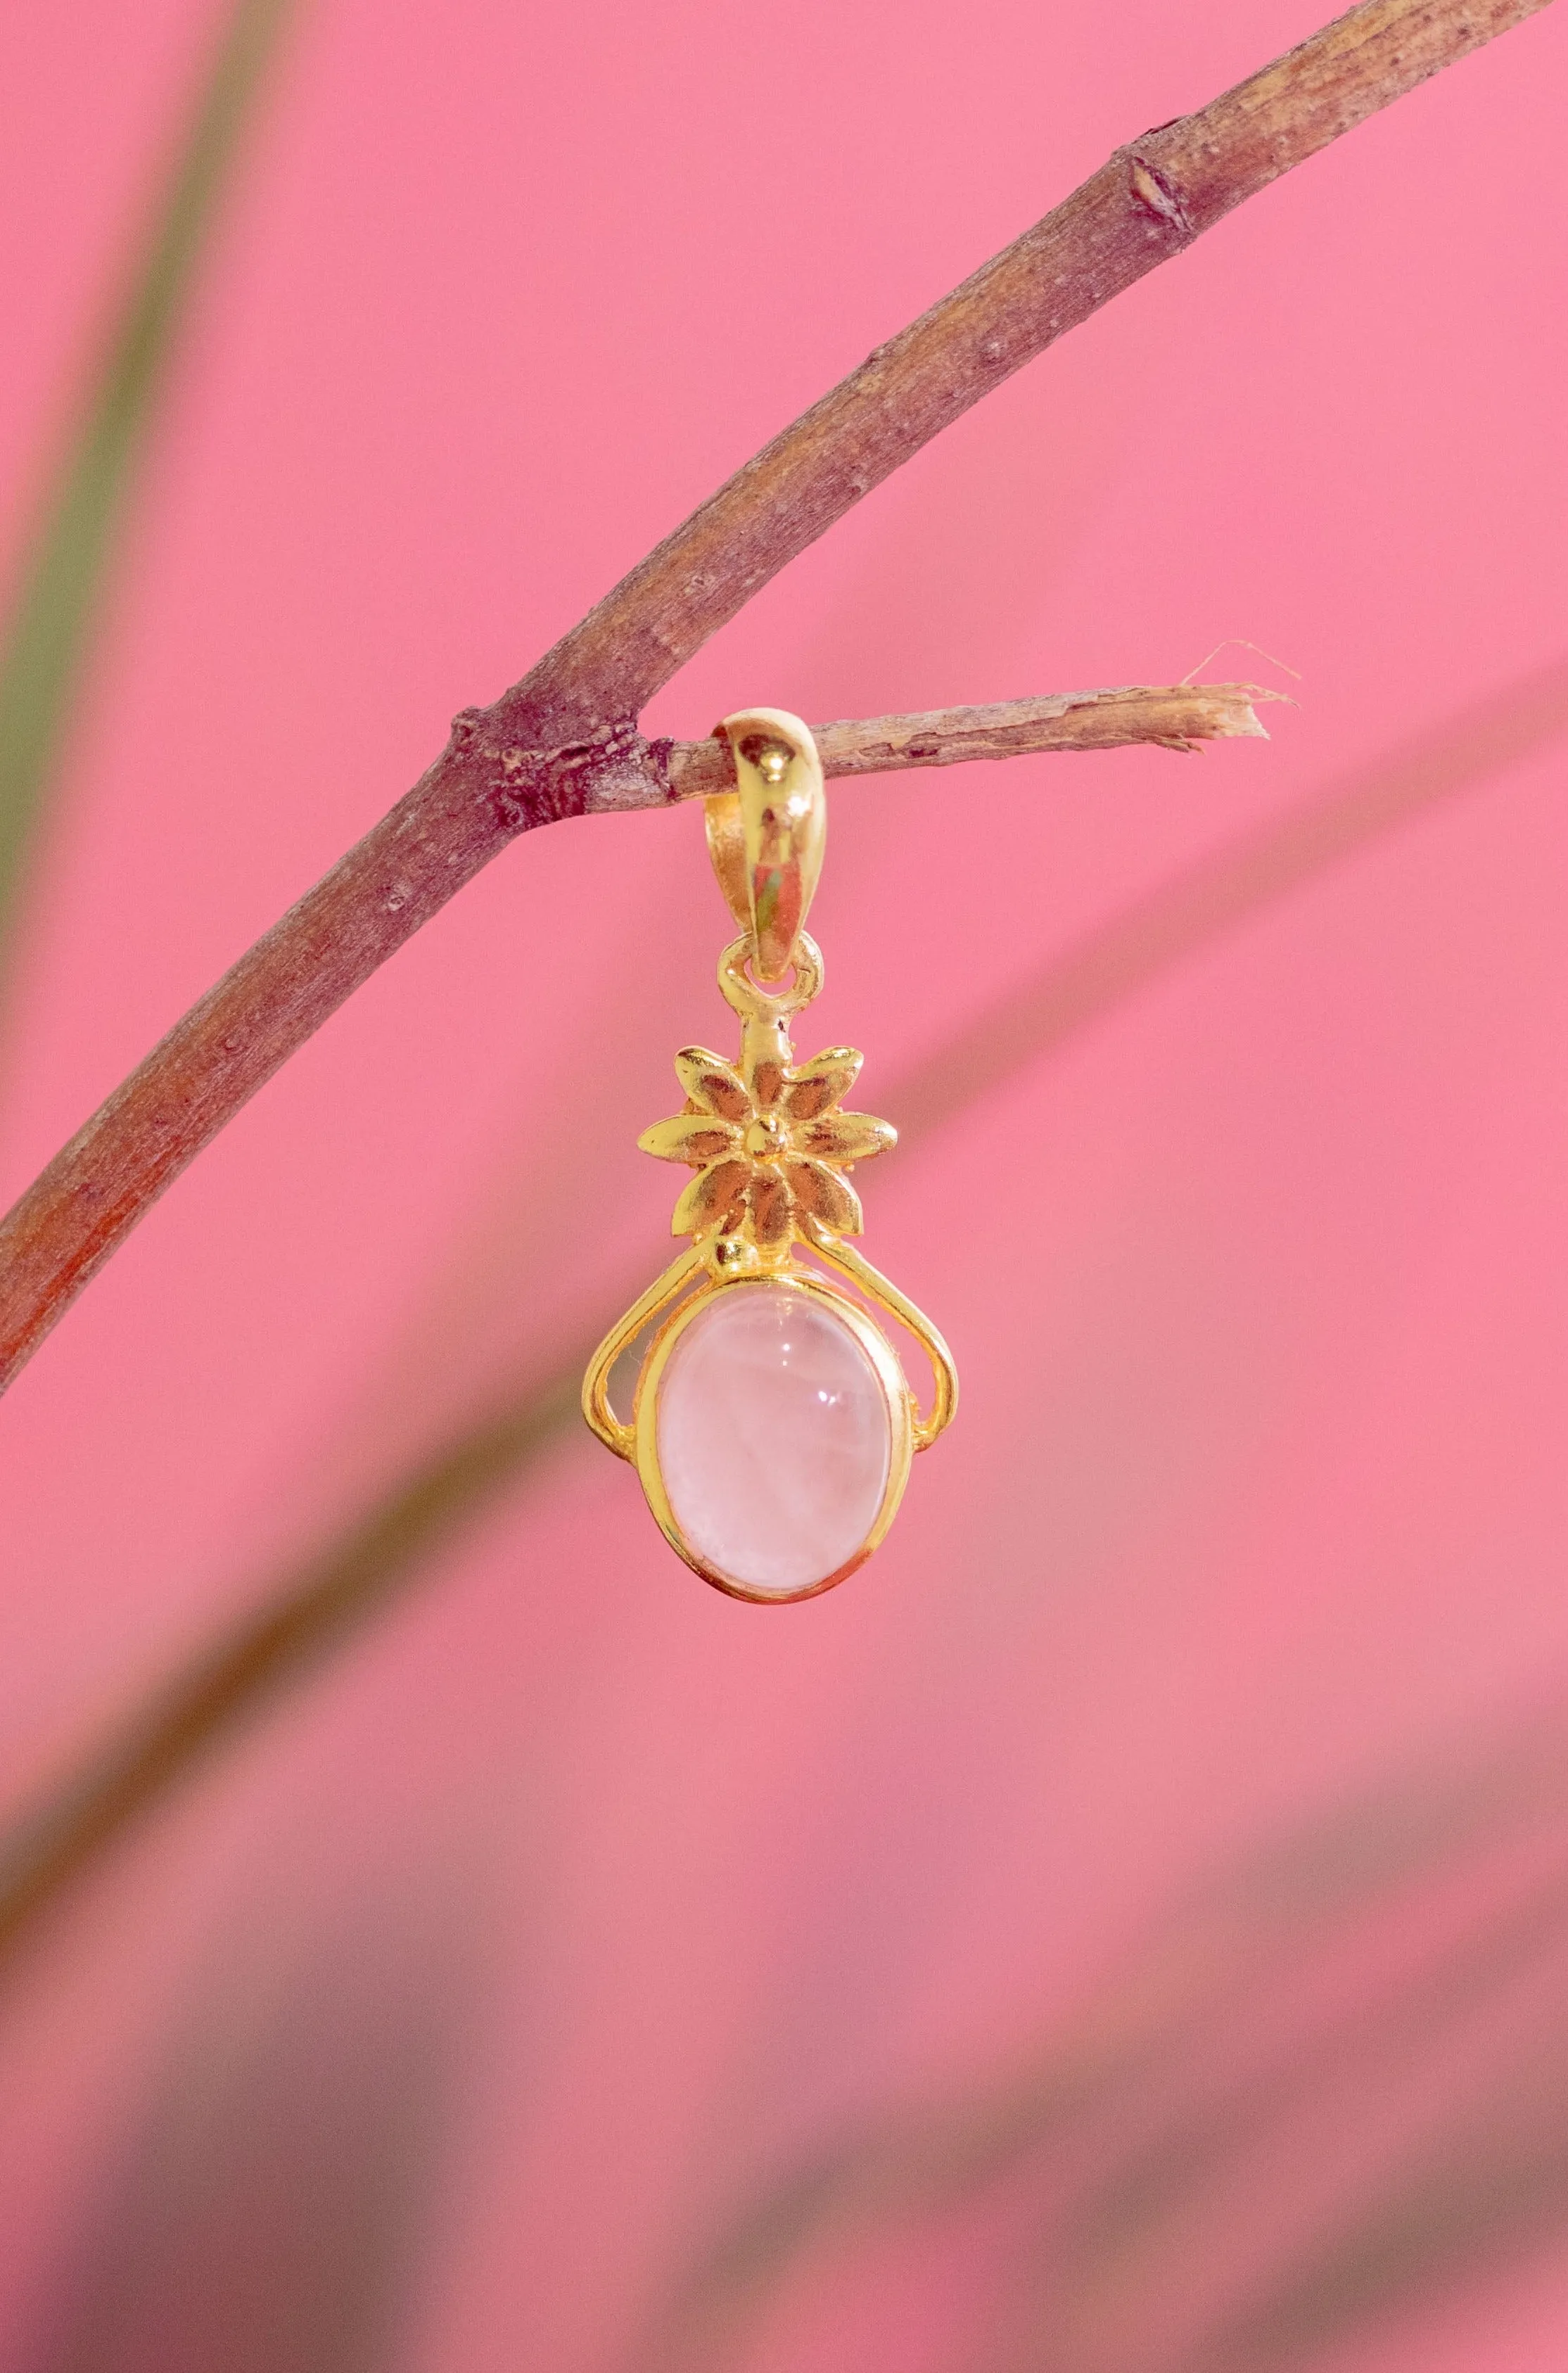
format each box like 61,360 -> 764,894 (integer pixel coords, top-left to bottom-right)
706,708 -> 826,982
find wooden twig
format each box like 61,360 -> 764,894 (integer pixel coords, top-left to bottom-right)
664,685 -> 1275,800
0,0 -> 1550,1397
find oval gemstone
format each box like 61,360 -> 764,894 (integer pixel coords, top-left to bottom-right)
654,1283 -> 893,1597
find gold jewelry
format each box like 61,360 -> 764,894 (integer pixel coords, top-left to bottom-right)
582,708 -> 957,1603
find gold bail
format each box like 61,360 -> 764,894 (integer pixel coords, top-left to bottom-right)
706,708 -> 826,981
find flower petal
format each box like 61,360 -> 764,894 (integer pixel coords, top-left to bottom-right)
793,1109 -> 897,1164
782,1048 -> 862,1121
674,1048 -> 751,1122
672,1157 -> 749,1237
746,1169 -> 793,1252
784,1157 -> 863,1236
638,1112 -> 741,1166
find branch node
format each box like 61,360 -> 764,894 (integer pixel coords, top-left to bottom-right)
1128,150 -> 1196,240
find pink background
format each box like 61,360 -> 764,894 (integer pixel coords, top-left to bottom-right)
1,1 -> 1567,2366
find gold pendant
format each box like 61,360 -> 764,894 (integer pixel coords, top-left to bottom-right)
582,708 -> 957,1603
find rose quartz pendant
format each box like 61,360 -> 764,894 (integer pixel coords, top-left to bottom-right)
581,708 -> 956,1603
637,1276 -> 912,1602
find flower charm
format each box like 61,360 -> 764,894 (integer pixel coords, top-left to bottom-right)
639,1045 -> 896,1259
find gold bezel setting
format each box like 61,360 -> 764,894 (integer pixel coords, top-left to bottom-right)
632,1269 -> 915,1605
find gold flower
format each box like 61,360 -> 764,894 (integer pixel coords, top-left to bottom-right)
639,1045 -> 895,1254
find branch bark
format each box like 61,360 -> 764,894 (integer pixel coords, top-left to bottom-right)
666,684 -> 1275,799
0,0 -> 1550,1395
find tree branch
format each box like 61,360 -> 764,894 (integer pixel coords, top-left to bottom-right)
664,685 -> 1276,799
0,0 -> 1550,1396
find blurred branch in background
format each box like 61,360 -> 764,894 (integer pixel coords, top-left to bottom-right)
0,0 -> 1549,1399
896,655 -> 1568,1141
25,1857 -> 486,2373
0,0 -> 298,988
1,656 -> 1562,1980
0,1367 -> 582,1967
627,1710 -> 1568,2373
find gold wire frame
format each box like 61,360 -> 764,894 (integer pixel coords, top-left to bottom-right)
581,1238 -> 956,1466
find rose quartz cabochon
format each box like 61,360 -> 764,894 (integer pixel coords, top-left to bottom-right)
654,1284 -> 893,1596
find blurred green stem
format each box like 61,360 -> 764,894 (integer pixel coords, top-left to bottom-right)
635,1719 -> 1568,2373
0,660 -> 1564,1975
0,1368 -> 579,1961
0,0 -> 296,972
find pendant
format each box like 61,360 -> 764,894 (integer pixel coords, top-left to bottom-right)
582,708 -> 957,1603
